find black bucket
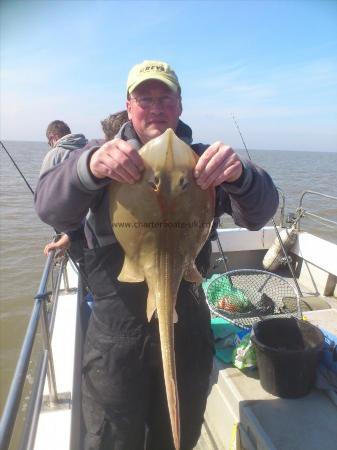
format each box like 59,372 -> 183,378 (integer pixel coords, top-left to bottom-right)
251,317 -> 324,398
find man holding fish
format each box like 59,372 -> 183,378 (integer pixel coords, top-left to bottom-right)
35,60 -> 278,450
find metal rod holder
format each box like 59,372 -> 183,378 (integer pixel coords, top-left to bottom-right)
63,262 -> 70,292
40,296 -> 58,404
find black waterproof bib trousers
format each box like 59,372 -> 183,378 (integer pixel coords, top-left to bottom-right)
82,242 -> 214,450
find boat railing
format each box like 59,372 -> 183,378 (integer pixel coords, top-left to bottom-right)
296,190 -> 337,231
276,186 -> 286,227
0,250 -> 69,450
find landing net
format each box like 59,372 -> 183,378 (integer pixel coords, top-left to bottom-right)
205,269 -> 301,329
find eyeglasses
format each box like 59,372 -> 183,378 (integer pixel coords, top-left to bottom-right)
130,95 -> 178,109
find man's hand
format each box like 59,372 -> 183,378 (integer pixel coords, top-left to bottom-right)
194,142 -> 243,189
89,138 -> 144,183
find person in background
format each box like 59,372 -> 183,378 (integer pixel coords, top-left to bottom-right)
40,120 -> 88,175
41,120 -> 88,266
35,60 -> 279,450
42,113 -> 129,271
101,110 -> 129,141
79,110 -> 129,150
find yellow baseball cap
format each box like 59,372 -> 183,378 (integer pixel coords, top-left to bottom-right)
127,60 -> 180,94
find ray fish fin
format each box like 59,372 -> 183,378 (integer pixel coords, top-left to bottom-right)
173,308 -> 178,324
117,257 -> 145,282
183,262 -> 203,283
146,291 -> 157,322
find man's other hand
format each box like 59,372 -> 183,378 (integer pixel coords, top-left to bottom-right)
194,142 -> 243,189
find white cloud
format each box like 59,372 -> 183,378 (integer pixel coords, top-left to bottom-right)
184,57 -> 337,107
271,58 -> 337,89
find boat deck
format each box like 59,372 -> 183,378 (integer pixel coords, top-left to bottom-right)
195,308 -> 337,450
195,228 -> 337,449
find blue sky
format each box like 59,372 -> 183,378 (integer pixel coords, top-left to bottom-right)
1,0 -> 336,151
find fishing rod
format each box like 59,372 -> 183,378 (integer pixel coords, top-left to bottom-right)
0,140 -> 34,195
230,113 -> 251,160
230,114 -> 303,298
0,139 -> 91,290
